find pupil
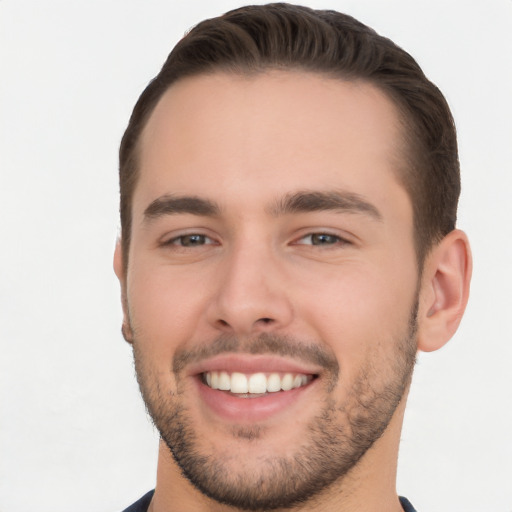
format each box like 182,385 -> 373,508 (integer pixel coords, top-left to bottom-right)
312,234 -> 336,245
183,234 -> 204,246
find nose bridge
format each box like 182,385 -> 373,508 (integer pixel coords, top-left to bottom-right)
208,235 -> 292,334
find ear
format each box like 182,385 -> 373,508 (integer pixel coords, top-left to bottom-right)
417,229 -> 472,352
114,239 -> 134,344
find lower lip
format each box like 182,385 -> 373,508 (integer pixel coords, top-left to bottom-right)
195,377 -> 317,423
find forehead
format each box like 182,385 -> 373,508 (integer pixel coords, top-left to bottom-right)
136,71 -> 409,218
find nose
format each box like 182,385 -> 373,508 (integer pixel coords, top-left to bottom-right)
206,241 -> 294,336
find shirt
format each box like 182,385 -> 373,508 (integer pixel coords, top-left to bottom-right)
122,490 -> 418,511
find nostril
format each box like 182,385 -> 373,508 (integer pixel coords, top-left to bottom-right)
214,316 -> 276,333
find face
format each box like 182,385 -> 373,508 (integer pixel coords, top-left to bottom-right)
117,72 -> 419,510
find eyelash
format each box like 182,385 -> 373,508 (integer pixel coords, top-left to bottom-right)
294,232 -> 350,247
164,233 -> 217,247
161,231 -> 350,249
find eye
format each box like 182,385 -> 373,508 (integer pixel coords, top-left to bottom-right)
296,233 -> 347,246
167,234 -> 215,247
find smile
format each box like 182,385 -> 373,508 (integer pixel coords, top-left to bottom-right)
190,354 -> 323,422
203,371 -> 314,396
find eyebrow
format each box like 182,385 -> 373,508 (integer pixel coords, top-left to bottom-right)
143,190 -> 382,223
144,195 -> 221,221
268,190 -> 382,220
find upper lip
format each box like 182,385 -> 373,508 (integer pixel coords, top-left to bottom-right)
186,354 -> 323,377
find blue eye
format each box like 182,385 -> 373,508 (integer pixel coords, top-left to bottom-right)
171,234 -> 212,247
309,233 -> 340,245
298,233 -> 343,246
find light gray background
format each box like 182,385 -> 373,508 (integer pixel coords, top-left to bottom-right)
1,1 -> 511,511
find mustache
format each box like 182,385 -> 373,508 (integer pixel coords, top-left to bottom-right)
172,332 -> 339,378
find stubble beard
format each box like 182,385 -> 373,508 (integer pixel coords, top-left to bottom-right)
131,303 -> 418,511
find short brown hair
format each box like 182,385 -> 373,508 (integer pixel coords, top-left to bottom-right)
119,2 -> 460,266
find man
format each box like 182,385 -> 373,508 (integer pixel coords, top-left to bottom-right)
114,3 -> 471,511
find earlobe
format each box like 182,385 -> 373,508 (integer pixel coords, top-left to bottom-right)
113,239 -> 134,344
417,229 -> 472,353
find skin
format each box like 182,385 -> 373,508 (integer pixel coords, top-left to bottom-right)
114,71 -> 472,511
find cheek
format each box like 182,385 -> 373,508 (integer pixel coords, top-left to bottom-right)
294,261 -> 417,374
126,262 -> 213,359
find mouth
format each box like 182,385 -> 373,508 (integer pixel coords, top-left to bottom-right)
202,371 -> 316,397
189,355 -> 321,423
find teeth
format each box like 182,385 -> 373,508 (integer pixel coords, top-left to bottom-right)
281,373 -> 293,391
204,371 -> 312,394
218,371 -> 231,391
248,373 -> 267,393
293,375 -> 303,388
231,372 -> 248,393
266,373 -> 281,392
